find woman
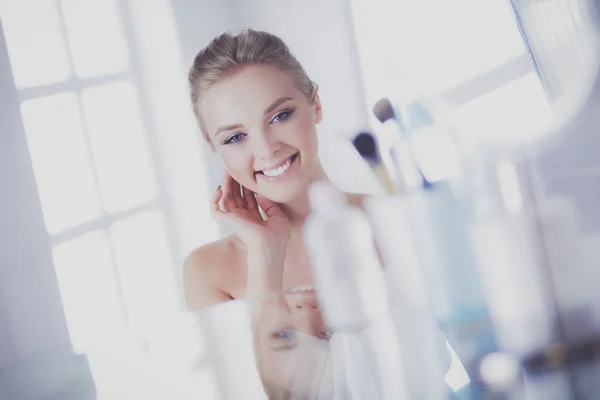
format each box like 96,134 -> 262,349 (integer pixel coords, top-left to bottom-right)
183,28 -> 362,310
184,28 -> 352,399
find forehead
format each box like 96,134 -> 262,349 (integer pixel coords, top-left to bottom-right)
200,65 -> 302,134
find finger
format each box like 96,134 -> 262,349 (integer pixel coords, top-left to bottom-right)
230,178 -> 245,209
255,194 -> 284,218
221,173 -> 237,212
243,186 -> 258,211
209,205 -> 243,233
210,186 -> 223,215
211,185 -> 223,203
210,207 -> 226,221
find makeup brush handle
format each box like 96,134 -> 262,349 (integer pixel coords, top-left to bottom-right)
373,165 -> 396,194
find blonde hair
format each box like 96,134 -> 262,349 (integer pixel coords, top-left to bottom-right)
188,28 -> 318,143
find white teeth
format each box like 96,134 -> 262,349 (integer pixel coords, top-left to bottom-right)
262,157 -> 293,177
284,285 -> 315,293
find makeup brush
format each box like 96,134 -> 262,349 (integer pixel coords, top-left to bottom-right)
373,98 -> 405,131
373,98 -> 432,189
352,132 -> 396,194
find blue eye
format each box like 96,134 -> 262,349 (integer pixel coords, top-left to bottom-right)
270,110 -> 293,124
224,133 -> 246,145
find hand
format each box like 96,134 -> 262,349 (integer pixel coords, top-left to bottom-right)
211,173 -> 290,297
210,172 -> 291,255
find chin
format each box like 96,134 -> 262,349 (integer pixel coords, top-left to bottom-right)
260,183 -> 307,203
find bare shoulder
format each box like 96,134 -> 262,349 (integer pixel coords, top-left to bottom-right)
183,234 -> 244,310
184,234 -> 241,274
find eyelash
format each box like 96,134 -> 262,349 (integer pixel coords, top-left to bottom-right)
223,132 -> 246,145
222,109 -> 294,145
270,109 -> 294,124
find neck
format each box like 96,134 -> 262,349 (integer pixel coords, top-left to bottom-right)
279,160 -> 329,227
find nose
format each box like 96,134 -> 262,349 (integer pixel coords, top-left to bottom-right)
253,131 -> 281,160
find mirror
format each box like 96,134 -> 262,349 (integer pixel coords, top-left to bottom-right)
2,0 -> 600,399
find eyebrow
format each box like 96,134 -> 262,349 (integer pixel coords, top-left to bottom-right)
264,96 -> 294,116
214,123 -> 243,139
213,96 -> 294,139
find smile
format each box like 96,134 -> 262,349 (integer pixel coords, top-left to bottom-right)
256,153 -> 299,181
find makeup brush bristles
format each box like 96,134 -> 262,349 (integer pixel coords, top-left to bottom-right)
373,98 -> 396,124
352,132 -> 380,168
352,131 -> 396,194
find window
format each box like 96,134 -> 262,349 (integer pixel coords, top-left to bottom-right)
1,0 -> 183,356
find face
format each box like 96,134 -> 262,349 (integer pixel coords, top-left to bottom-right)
253,291 -> 334,397
199,65 -> 323,203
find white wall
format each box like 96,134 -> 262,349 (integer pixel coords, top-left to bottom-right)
0,19 -> 72,371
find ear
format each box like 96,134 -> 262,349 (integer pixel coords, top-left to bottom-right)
314,93 -> 323,124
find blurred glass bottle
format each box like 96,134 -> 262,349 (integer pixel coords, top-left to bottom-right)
303,181 -> 410,400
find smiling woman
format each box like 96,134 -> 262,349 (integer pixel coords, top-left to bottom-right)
182,29 -> 370,398
183,28 -> 354,311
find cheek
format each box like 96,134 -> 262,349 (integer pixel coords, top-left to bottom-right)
290,115 -> 318,151
221,151 -> 256,184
